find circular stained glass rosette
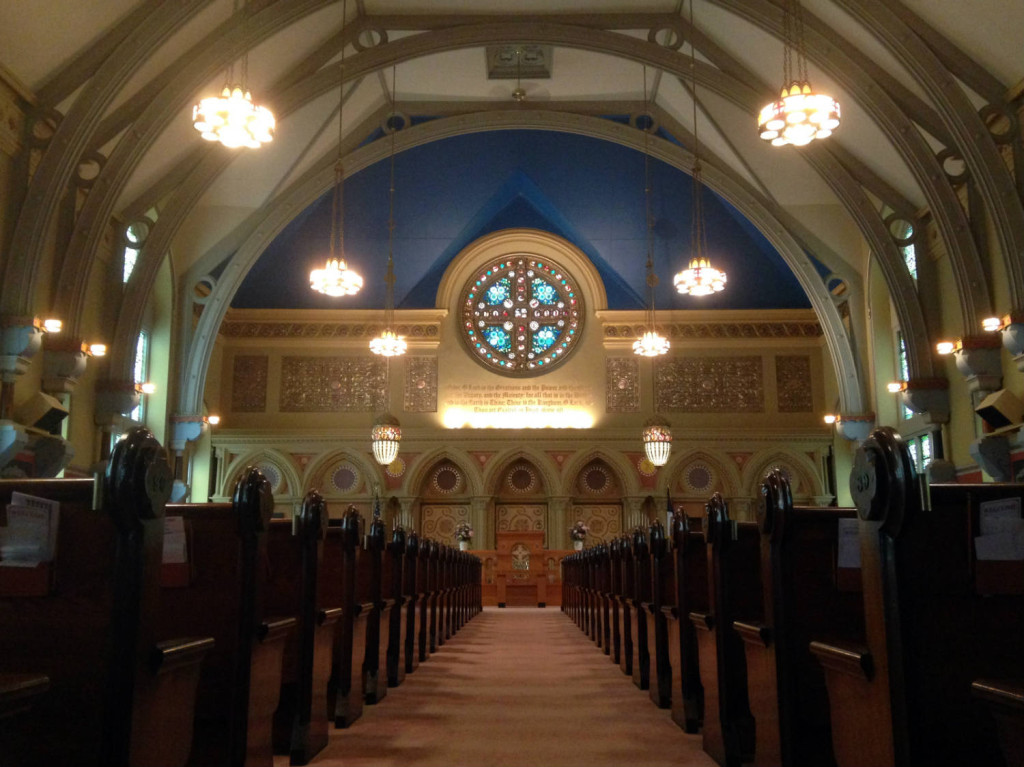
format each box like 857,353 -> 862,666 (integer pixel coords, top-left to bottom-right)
459,255 -> 584,376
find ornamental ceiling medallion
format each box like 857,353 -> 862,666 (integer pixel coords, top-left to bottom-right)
459,254 -> 584,376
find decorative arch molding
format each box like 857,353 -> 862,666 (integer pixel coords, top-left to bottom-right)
661,448 -> 744,498
219,447 -> 302,501
171,111 -> 867,420
741,449 -> 823,500
301,448 -> 380,499
405,447 -> 483,499
560,448 -> 638,499
483,447 -> 560,499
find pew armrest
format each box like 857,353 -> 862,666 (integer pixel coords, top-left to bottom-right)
0,673 -> 49,719
257,616 -> 298,643
733,620 -> 772,648
972,679 -> 1024,711
809,639 -> 873,680
689,611 -> 714,631
661,605 -> 678,620
149,636 -> 215,675
319,607 -> 344,627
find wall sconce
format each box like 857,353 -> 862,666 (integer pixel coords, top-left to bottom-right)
205,415 -> 220,425
823,414 -> 837,424
886,381 -> 907,393
981,312 -> 1024,372
823,412 -> 875,441
936,339 -> 961,355
88,343 -> 107,356
136,382 -> 156,394
42,318 -> 62,334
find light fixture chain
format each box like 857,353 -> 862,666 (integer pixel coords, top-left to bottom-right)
783,0 -> 795,86
334,0 -> 347,261
642,65 -> 656,335
386,64 -> 397,323
793,0 -> 810,84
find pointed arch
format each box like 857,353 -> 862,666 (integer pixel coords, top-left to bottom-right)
219,447 -> 302,501
741,448 -> 823,500
560,448 -> 638,498
302,448 -> 380,499
661,448 -> 743,498
403,446 -> 483,498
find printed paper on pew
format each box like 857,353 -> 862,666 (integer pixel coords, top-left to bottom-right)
979,497 -> 1022,535
0,497 -> 59,567
837,518 -> 861,568
163,516 -> 187,564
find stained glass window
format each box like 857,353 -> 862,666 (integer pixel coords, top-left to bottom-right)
459,255 -> 584,375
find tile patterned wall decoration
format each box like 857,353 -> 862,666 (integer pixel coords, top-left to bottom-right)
280,357 -> 386,412
231,355 -> 268,412
404,357 -> 438,413
421,504 -> 471,543
569,504 -> 622,545
775,355 -> 814,412
605,357 -> 640,413
656,357 -> 764,413
496,504 -> 545,532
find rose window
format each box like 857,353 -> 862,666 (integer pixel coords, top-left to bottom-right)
459,255 -> 583,375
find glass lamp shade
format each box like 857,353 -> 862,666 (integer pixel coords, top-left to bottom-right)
642,416 -> 673,467
371,412 -> 402,466
369,329 -> 407,357
758,82 -> 840,147
674,257 -> 726,296
193,85 -> 275,149
310,258 -> 362,297
632,330 -> 671,357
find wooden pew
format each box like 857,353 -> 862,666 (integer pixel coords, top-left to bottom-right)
427,540 -> 440,654
265,490 -> 341,765
416,536 -> 432,663
667,511 -> 707,734
361,516 -> 392,705
646,520 -> 672,709
690,493 -> 757,767
618,534 -> 634,677
972,679 -> 1024,767
385,526 -> 408,687
160,466 -> 296,767
599,545 -> 612,655
322,507 -> 369,728
630,527 -> 651,691
403,530 -> 421,675
812,427 -> 1024,767
0,427 -> 209,767
740,470 -> 862,767
607,539 -> 622,665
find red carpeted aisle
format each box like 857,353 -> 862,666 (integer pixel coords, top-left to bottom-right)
281,606 -> 717,767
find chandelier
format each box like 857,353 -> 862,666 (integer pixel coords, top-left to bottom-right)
757,0 -> 840,147
192,0 -> 274,149
633,66 -> 669,359
675,1 -> 726,298
642,415 -> 673,468
371,412 -> 402,466
310,0 -> 361,297
371,65 -> 407,359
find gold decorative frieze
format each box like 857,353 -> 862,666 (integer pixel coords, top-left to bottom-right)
231,355 -> 268,412
280,357 -> 385,412
605,357 -> 640,413
656,357 -> 764,413
604,321 -> 822,339
220,321 -> 440,339
776,355 -> 813,412
404,357 -> 438,413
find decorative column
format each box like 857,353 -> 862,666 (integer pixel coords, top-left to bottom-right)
94,380 -> 141,460
547,496 -> 570,550
623,496 -> 648,531
470,496 -> 491,548
835,413 -> 875,442
398,496 -> 419,531
169,414 -> 210,502
997,312 -> 1024,372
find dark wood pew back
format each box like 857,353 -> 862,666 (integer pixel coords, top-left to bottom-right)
668,512 -> 707,734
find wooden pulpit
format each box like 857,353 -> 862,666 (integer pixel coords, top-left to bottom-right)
495,531 -> 547,608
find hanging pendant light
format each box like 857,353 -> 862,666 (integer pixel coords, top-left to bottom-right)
643,415 -> 673,468
310,0 -> 361,297
757,0 -> 840,147
192,0 -> 275,149
371,412 -> 402,466
675,1 -> 726,298
633,67 -> 670,359
370,66 -> 407,358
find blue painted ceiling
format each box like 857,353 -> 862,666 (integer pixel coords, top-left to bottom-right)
233,129 -> 813,312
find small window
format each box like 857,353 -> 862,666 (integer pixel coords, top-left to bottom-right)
892,219 -> 917,282
123,224 -> 143,284
896,332 -> 913,420
130,331 -> 149,422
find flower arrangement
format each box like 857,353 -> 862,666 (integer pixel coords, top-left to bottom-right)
569,520 -> 590,542
454,521 -> 474,543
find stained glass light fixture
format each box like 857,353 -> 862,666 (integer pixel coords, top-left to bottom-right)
757,0 -> 840,147
643,415 -> 673,467
310,0 -> 361,297
370,66 -> 407,359
674,0 -> 726,298
371,412 -> 402,466
192,0 -> 274,149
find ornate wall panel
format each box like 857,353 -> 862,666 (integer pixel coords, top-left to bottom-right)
775,355 -> 813,412
231,355 -> 268,412
678,459 -> 718,496
574,459 -> 621,499
605,357 -> 640,413
279,357 -> 385,412
496,504 -> 545,532
656,357 -> 764,413
421,504 -> 471,542
404,356 -> 438,413
569,504 -> 622,545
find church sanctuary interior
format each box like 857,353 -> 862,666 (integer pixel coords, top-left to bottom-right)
1,1 -> 1024,766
